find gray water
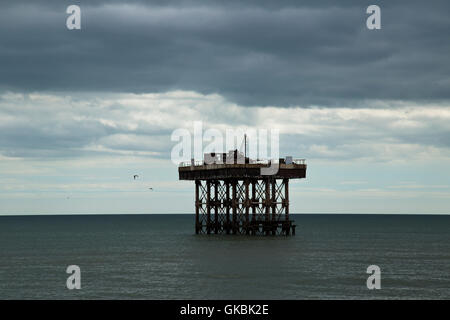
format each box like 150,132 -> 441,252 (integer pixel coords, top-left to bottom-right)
0,214 -> 449,299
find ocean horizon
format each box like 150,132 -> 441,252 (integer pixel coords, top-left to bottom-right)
1,214 -> 449,300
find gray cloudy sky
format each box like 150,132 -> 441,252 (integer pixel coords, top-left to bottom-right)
1,0 -> 450,106
0,1 -> 450,215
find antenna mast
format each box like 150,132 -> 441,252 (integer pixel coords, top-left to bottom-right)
244,133 -> 247,158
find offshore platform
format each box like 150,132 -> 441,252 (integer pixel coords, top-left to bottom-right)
178,148 -> 307,236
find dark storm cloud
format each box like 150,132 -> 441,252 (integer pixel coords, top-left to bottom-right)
0,0 -> 450,106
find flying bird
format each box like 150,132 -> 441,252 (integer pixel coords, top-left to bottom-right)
133,175 -> 139,180
148,188 -> 153,191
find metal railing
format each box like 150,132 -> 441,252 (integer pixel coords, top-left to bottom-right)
179,158 -> 306,167
179,160 -> 204,167
293,159 -> 306,165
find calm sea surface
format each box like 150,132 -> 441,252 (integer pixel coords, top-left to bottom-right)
0,214 -> 449,299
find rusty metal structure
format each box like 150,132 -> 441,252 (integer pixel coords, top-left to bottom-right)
179,150 -> 306,236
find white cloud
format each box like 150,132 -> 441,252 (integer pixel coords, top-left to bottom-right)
1,91 -> 450,163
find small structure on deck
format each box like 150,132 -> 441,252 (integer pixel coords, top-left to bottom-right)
178,149 -> 307,236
